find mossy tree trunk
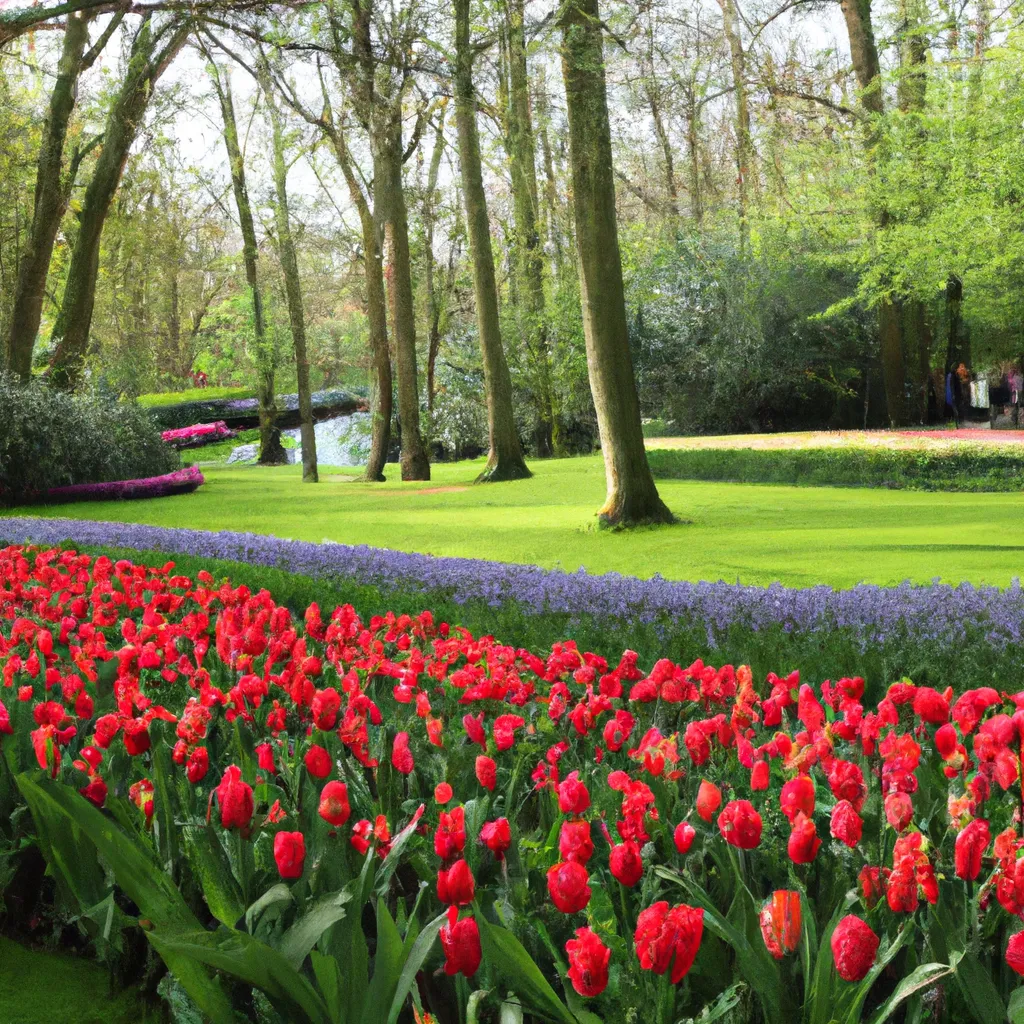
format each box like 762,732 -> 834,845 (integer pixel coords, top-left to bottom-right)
207,59 -> 284,464
262,65 -> 317,482
5,11 -> 119,378
559,0 -> 673,527
505,0 -> 559,456
454,0 -> 530,482
47,16 -> 188,390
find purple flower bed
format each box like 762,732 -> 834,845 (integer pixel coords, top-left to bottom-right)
0,517 -> 1021,658
160,421 -> 236,449
27,467 -> 204,506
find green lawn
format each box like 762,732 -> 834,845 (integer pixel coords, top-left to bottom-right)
7,455 -> 1024,587
0,937 -> 158,1024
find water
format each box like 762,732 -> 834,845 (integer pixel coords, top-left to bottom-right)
285,411 -> 371,467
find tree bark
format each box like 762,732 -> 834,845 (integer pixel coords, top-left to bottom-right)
454,0 -> 530,482
6,12 -> 90,379
376,113 -> 430,480
262,68 -> 317,482
47,16 -> 187,390
717,0 -> 752,248
422,108 -> 446,413
560,0 -> 673,527
208,59 -> 283,464
506,0 -> 559,456
840,0 -> 885,113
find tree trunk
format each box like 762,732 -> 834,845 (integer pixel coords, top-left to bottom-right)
376,115 -> 430,480
717,0 -> 753,248
535,69 -> 566,277
685,91 -> 704,228
455,0 -> 530,482
422,109 -> 446,414
6,12 -> 89,379
47,17 -> 187,390
880,297 -> 907,426
560,0 -> 673,527
209,61 -> 283,464
263,70 -> 317,482
506,0 -> 558,456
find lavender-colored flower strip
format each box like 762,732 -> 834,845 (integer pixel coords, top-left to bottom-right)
0,517 -> 1022,654
160,421 -> 236,449
30,467 -> 204,506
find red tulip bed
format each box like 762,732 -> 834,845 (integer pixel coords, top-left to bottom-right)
2,544 -> 1024,1024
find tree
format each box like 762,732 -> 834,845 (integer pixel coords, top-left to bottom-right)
205,52 -> 284,463
47,14 -> 189,389
5,8 -> 122,378
559,0 -> 673,526
259,56 -> 317,481
453,0 -> 530,482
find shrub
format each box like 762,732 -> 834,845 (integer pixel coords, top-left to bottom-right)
647,444 -> 1024,491
0,375 -> 179,504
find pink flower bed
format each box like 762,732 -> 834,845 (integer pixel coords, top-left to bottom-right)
38,465 -> 204,504
160,421 -> 236,449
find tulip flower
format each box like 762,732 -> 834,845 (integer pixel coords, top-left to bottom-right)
634,901 -> 704,984
831,915 -> 879,982
440,907 -> 481,977
609,840 -> 644,887
760,890 -> 801,959
216,765 -> 253,830
273,831 -> 306,880
674,821 -> 696,853
566,927 -> 611,997
318,780 -> 351,827
718,799 -> 762,849
696,779 -> 722,822
547,860 -> 592,914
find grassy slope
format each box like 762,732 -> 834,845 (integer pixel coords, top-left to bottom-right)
6,455 -> 1024,588
0,937 -> 158,1024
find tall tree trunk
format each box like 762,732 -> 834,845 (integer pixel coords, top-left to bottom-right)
535,68 -> 566,276
376,114 -> 430,480
717,0 -> 752,248
560,0 -> 673,527
422,108 -> 446,414
685,89 -> 704,228
263,69 -> 317,482
454,0 -> 530,482
506,0 -> 559,456
6,12 -> 90,378
47,17 -> 187,390
208,60 -> 283,463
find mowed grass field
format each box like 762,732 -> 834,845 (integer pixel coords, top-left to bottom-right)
6,454 -> 1024,588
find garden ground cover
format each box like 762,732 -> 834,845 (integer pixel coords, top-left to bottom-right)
6,455 -> 1024,588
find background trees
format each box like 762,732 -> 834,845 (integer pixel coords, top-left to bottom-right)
3,0 -> 1024,505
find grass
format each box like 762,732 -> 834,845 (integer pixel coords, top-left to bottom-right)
7,454 -> 1024,588
0,937 -> 159,1024
136,385 -> 255,408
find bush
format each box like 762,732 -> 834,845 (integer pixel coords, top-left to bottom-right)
646,444 -> 1024,491
0,375 -> 178,503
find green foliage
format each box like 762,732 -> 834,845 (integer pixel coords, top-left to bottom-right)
0,374 -> 179,503
646,444 -> 1024,491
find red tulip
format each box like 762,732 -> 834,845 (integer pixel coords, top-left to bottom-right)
547,860 -> 592,914
830,800 -> 862,848
391,731 -> 414,774
435,806 -> 467,861
440,906 -> 481,977
318,780 -> 351,827
493,714 -> 525,752
559,820 -> 594,864
750,760 -> 769,791
1006,932 -> 1024,977
79,777 -> 107,808
434,781 -> 453,804
955,818 -> 990,881
567,926 -> 610,997
788,812 -> 821,864
216,765 -> 253,830
696,779 -> 722,822
780,775 -> 815,823
558,771 -> 591,815
437,858 -> 476,906
273,831 -> 306,880
304,744 -> 332,779
718,799 -> 762,849
858,866 -> 884,909
609,840 -> 644,887
831,915 -> 879,981
884,792 -> 914,832
935,722 -> 958,759
475,755 -> 497,791
186,746 -> 209,784
480,818 -> 512,860
760,890 -> 801,959
634,901 -> 704,984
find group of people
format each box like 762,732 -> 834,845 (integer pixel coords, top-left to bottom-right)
945,362 -> 1023,427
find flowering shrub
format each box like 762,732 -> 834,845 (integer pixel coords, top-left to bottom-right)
33,466 -> 205,505
160,422 -> 237,449
2,545 -> 1024,1023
